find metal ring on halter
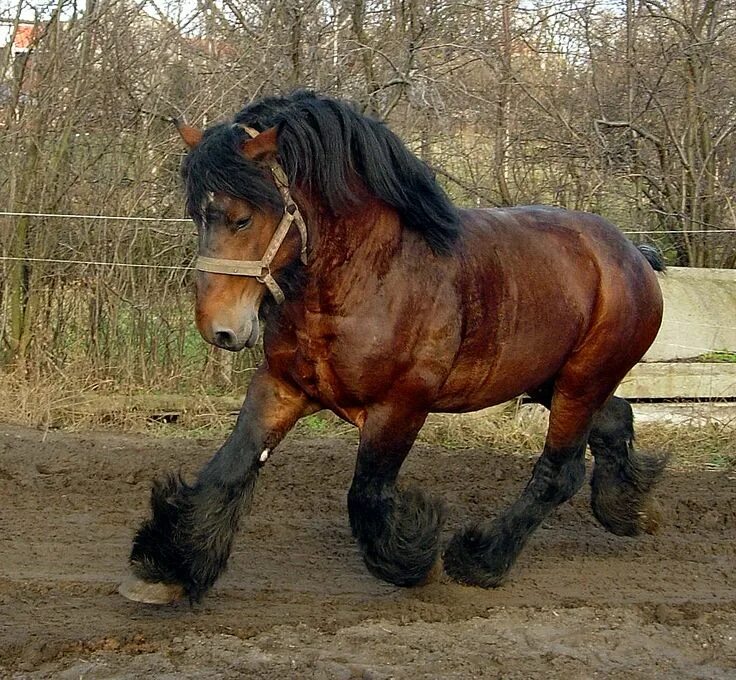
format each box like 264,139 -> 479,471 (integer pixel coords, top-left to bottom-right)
255,264 -> 271,284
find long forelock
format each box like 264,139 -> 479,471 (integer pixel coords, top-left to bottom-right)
181,123 -> 283,223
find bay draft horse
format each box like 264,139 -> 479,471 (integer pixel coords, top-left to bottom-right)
120,90 -> 666,605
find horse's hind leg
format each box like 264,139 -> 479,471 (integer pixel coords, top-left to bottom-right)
444,386 -> 596,587
530,390 -> 666,535
348,406 -> 446,586
589,396 -> 666,535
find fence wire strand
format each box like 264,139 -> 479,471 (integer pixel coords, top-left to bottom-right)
0,210 -> 191,222
0,255 -> 193,270
2,209 -> 735,272
2,209 -> 736,234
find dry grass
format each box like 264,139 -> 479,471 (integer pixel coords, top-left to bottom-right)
420,402 -> 548,453
0,371 -> 732,471
0,367 -> 240,434
424,406 -> 735,471
636,421 -> 736,471
0,366 -> 106,431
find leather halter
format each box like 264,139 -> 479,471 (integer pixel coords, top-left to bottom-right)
195,126 -> 308,304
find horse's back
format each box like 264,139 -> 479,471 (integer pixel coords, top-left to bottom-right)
462,205 -> 661,310
433,206 -> 663,411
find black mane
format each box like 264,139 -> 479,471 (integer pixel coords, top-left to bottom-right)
182,90 -> 460,254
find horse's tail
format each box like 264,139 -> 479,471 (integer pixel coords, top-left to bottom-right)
637,244 -> 666,272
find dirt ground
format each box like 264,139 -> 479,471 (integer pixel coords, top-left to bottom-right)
0,424 -> 734,679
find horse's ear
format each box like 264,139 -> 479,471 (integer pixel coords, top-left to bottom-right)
241,126 -> 278,161
174,119 -> 203,149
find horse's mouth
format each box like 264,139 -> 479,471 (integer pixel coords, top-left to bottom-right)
244,321 -> 260,349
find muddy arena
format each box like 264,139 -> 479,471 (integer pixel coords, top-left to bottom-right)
0,424 -> 734,679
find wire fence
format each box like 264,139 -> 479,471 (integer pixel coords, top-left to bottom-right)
2,209 -> 736,272
1,207 -> 733,395
0,255 -> 194,270
3,208 -> 736,231
0,211 -> 191,222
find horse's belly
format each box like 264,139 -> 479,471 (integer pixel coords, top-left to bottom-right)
432,327 -> 579,412
433,365 -> 550,411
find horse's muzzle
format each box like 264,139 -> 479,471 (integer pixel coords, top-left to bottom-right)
207,313 -> 259,352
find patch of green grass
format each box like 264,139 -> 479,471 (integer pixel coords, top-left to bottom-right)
300,414 -> 332,434
696,350 -> 736,363
292,413 -> 357,440
704,452 -> 736,471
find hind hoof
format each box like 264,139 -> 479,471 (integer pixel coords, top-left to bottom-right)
637,498 -> 662,534
118,574 -> 185,604
594,496 -> 663,536
443,527 -> 511,588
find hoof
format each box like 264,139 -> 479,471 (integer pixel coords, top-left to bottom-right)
591,449 -> 667,537
351,486 -> 446,588
416,555 -> 444,587
443,526 -> 511,588
638,498 -> 663,534
593,493 -> 663,536
118,574 -> 185,604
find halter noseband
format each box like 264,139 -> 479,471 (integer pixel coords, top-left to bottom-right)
195,126 -> 308,304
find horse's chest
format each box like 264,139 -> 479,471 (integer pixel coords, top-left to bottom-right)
289,327 -> 345,404
286,312 -> 383,408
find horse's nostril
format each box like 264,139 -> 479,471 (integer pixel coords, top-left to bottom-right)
213,329 -> 238,350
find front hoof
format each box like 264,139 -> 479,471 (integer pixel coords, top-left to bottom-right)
417,555 -> 444,586
443,526 -> 511,588
354,487 -> 446,587
118,574 -> 185,604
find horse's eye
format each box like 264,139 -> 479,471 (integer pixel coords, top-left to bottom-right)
235,217 -> 252,231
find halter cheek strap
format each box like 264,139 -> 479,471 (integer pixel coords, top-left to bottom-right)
195,126 -> 308,304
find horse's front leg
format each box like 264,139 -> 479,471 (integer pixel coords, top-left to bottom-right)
348,406 -> 446,587
120,368 -> 313,604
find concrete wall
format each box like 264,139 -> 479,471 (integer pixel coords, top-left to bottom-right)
645,267 -> 736,361
618,267 -> 736,400
618,363 -> 736,399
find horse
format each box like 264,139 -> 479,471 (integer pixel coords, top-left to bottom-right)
119,90 -> 666,605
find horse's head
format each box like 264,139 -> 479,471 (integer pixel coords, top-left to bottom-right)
177,92 -> 461,352
177,122 -> 306,351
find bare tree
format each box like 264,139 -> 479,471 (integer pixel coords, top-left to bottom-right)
1,0 -> 734,388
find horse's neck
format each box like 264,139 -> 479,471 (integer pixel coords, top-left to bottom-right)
292,199 -> 421,314
307,199 -> 403,276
